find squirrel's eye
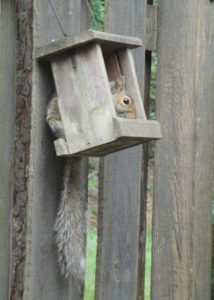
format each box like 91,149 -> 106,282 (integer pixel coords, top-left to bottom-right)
123,97 -> 130,105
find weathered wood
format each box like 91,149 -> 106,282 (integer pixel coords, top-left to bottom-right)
49,39 -> 160,156
113,118 -> 161,140
54,138 -> 69,156
152,1 -> 214,299
34,30 -> 142,60
104,53 -> 121,82
212,224 -> 214,298
34,1 -> 88,47
11,2 -> 33,299
96,148 -> 143,300
0,1 -> 15,299
137,49 -> 153,300
95,0 -> 148,299
118,49 -> 146,119
54,119 -> 161,157
146,5 -> 158,51
51,43 -> 115,154
23,2 -> 89,300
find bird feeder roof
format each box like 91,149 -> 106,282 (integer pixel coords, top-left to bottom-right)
34,29 -> 143,60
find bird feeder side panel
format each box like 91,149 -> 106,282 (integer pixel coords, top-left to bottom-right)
104,52 -> 122,82
117,48 -> 146,119
104,49 -> 146,120
51,43 -> 117,155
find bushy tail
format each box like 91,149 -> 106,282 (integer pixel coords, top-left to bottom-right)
54,158 -> 86,282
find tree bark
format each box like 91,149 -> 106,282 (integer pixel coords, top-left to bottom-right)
10,2 -> 33,299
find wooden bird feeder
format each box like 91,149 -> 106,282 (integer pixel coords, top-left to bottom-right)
35,30 -> 162,156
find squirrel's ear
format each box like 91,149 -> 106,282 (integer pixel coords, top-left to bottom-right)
109,81 -> 115,93
114,75 -> 125,91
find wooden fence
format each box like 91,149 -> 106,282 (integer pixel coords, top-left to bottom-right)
0,0 -> 214,300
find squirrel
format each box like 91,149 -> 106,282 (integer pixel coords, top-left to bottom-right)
46,75 -> 135,283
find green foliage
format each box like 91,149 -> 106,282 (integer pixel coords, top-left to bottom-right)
150,51 -> 158,101
88,158 -> 99,191
149,111 -> 156,120
212,198 -> 214,224
144,229 -> 152,300
90,0 -> 105,31
147,182 -> 154,191
212,200 -> 214,298
149,51 -> 158,120
84,228 -> 97,300
88,172 -> 98,191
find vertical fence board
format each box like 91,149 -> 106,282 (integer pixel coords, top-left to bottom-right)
138,2 -> 154,299
96,1 -> 147,299
23,2 -> 88,300
137,49 -> 152,300
152,1 -> 214,299
0,1 -> 15,299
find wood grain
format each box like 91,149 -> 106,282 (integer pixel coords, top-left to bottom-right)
146,5 -> 158,51
11,2 -> 33,299
50,42 -> 160,157
23,1 -> 89,300
0,1 -> 15,299
104,52 -> 122,82
113,118 -> 161,140
95,1 -> 148,299
118,49 -> 146,119
53,118 -> 161,157
152,1 -> 214,299
51,43 -> 115,155
137,49 -> 153,300
34,30 -> 142,60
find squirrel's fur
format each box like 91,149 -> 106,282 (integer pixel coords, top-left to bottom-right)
54,157 -> 86,281
46,75 -> 135,282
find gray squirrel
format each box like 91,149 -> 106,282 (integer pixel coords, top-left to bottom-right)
46,75 -> 135,282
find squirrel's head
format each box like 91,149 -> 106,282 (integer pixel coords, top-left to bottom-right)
110,76 -> 136,119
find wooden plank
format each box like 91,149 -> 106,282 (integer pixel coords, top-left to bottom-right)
146,5 -> 158,51
138,7 -> 154,297
118,49 -> 146,119
51,44 -> 116,155
54,138 -> 70,156
54,119 -> 161,157
152,1 -> 214,299
113,118 -> 161,140
34,1 -> 88,47
23,1 -> 89,300
34,30 -> 143,60
96,148 -> 143,300
104,53 -> 122,82
0,1 -> 15,299
80,141 -> 143,157
95,0 -> 147,299
54,139 -> 156,158
137,49 -> 153,300
51,43 -> 160,157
